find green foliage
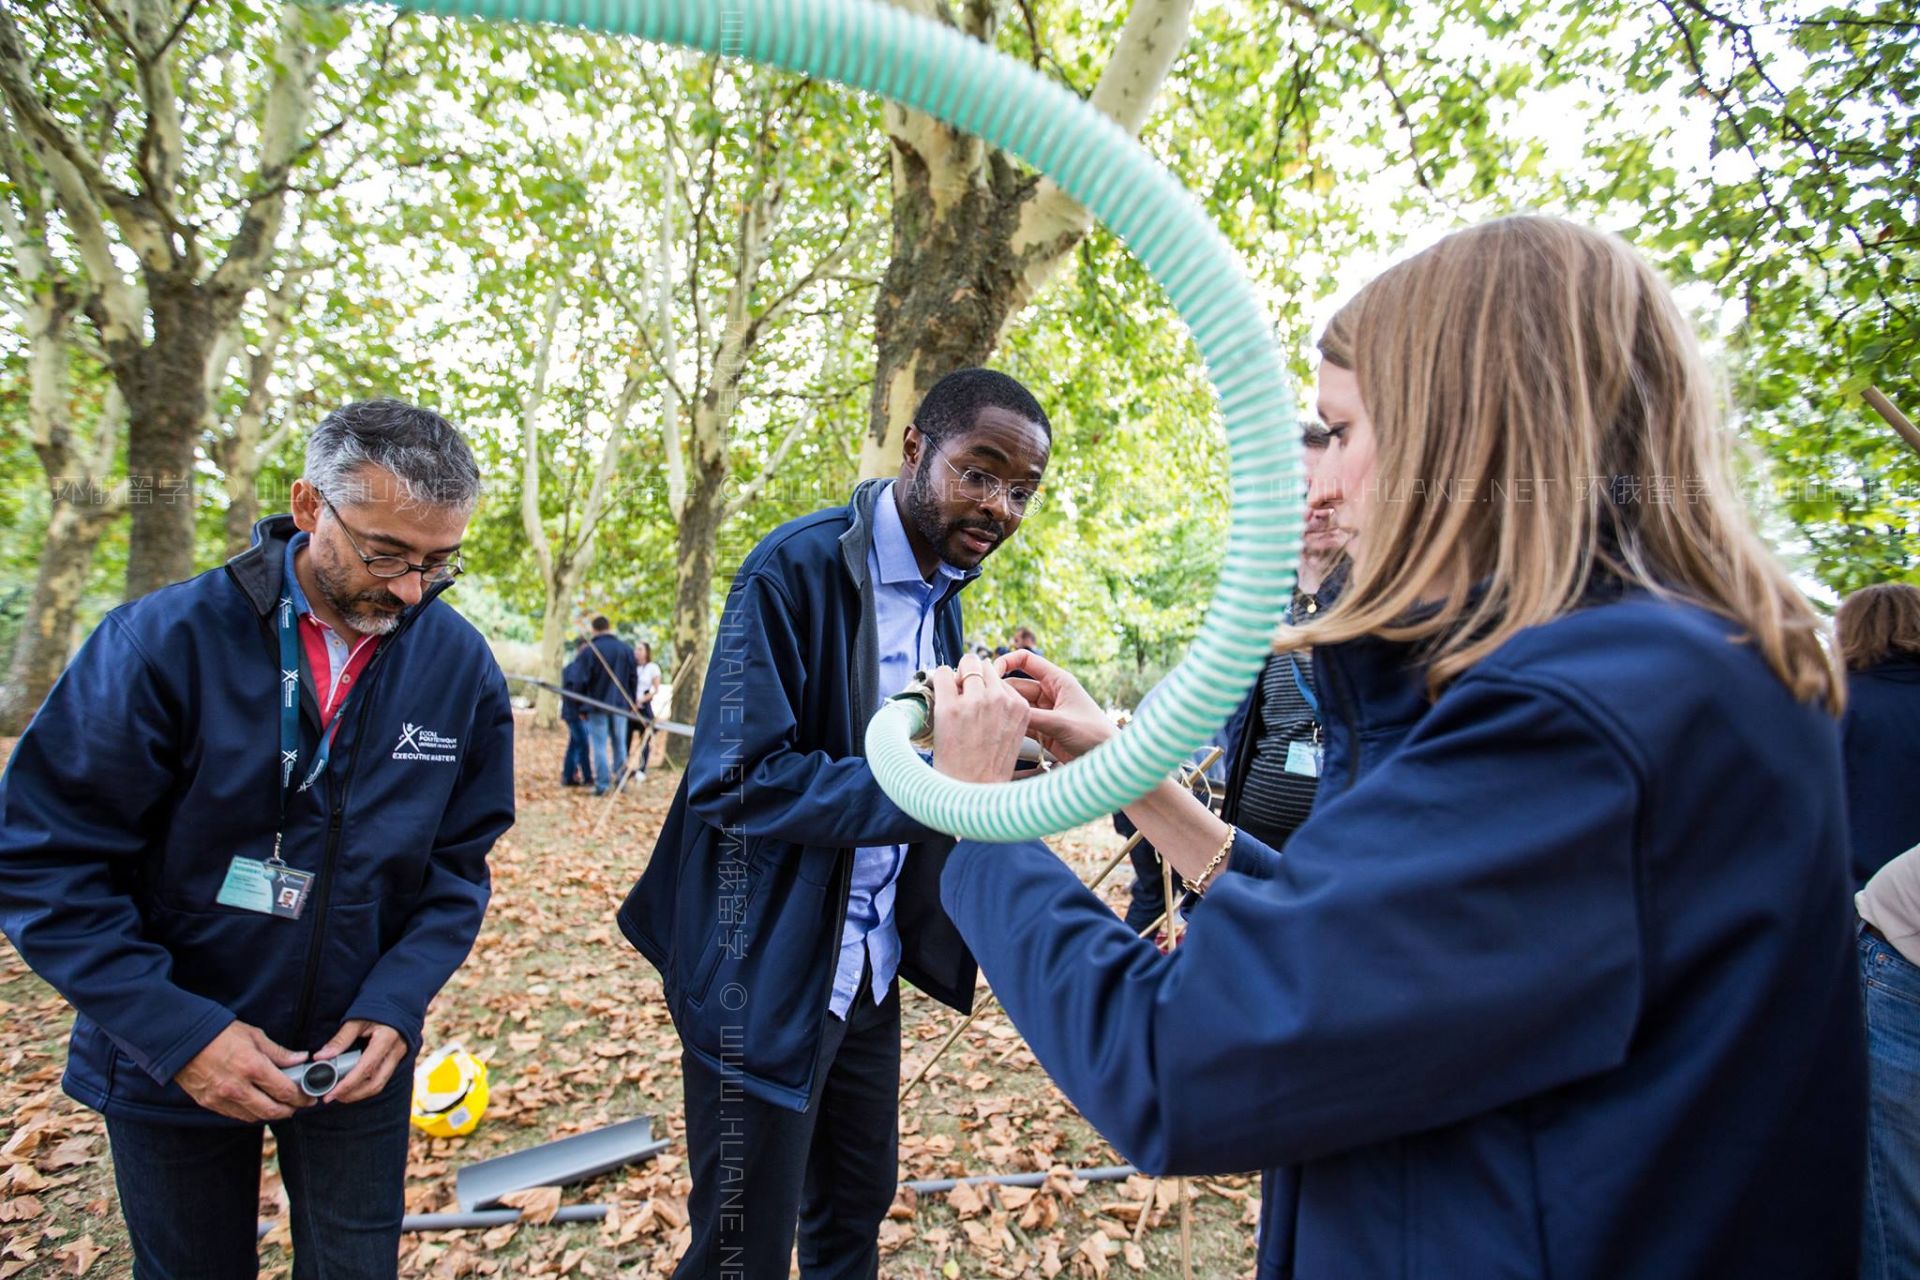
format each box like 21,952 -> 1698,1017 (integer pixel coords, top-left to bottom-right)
1557,0 -> 1920,592
2,0 -> 1913,688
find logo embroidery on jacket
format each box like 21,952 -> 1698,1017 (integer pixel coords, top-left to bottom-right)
393,722 -> 459,763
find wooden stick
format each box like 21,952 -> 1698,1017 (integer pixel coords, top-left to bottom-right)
897,746 -> 1221,1103
1180,1181 -> 1194,1280
1864,387 -> 1920,461
896,904 -> 1174,1103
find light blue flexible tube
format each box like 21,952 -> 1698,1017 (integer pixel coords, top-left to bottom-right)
373,0 -> 1301,840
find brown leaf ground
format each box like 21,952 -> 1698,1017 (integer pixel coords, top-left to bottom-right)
0,717 -> 1259,1278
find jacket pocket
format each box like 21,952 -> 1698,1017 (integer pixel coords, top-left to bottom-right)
141,899 -> 294,1027
682,857 -> 765,1009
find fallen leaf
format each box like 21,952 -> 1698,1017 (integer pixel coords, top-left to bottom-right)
500,1185 -> 562,1225
39,1138 -> 94,1172
55,1235 -> 102,1276
0,1130 -> 42,1165
1075,1232 -> 1113,1279
946,1180 -> 987,1219
0,1197 -> 42,1223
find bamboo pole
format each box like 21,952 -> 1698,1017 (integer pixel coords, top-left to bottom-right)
897,747 -> 1222,1103
1864,387 -> 1920,460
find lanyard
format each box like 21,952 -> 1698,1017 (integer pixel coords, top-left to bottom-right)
1287,653 -> 1320,722
276,593 -> 355,842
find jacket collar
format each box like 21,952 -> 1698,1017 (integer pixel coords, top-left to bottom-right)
225,514 -> 299,616
838,477 -> 982,600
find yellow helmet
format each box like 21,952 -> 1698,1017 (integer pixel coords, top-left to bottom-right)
410,1043 -> 489,1138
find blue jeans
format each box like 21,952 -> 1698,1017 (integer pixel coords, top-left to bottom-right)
1862,929 -> 1920,1280
105,1062 -> 412,1279
585,711 -> 621,790
562,716 -> 591,783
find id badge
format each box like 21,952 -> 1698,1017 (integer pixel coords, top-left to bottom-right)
216,856 -> 314,919
1284,739 -> 1322,778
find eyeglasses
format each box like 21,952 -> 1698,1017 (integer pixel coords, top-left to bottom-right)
933,447 -> 1043,515
322,497 -> 464,585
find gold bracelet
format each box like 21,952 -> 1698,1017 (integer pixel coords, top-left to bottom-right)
1181,825 -> 1236,897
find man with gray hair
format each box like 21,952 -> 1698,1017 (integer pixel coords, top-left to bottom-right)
0,398 -> 515,1278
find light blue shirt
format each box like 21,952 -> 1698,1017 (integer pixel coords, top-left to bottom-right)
832,483 -> 966,1017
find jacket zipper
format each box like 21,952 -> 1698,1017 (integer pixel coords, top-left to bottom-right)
290,641 -> 393,1044
1316,645 -> 1366,794
288,591 -> 442,1045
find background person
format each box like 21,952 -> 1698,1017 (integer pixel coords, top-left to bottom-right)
561,638 -> 593,787
0,399 -> 515,1279
926,218 -> 1862,1279
1120,427 -> 1349,936
580,616 -> 637,795
1836,582 -> 1920,888
627,641 -> 663,779
618,368 -> 1051,1279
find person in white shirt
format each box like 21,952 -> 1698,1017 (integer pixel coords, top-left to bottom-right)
628,642 -> 663,777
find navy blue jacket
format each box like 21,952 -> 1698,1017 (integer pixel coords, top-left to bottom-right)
1841,654 -> 1920,888
582,633 -> 637,711
0,516 -> 516,1125
618,481 -> 978,1110
560,646 -> 593,725
942,595 -> 1864,1278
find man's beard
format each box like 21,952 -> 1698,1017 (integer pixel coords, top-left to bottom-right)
907,458 -> 1004,565
312,547 -> 407,636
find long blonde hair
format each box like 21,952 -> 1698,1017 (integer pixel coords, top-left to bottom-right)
1287,216 -> 1839,711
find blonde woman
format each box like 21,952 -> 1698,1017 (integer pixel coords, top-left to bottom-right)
927,218 -> 1863,1279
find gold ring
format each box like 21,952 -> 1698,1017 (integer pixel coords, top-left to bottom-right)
960,672 -> 986,687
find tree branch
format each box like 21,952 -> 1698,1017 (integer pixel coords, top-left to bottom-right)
207,3 -> 316,315
0,96 -> 144,347
518,277 -> 568,589
1275,0 -> 1432,192
0,6 -> 161,261
153,0 -> 207,61
1012,0 -> 1194,301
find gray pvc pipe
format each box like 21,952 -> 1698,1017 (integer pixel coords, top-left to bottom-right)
901,1164 -> 1137,1195
256,1204 -> 610,1239
253,1168 -> 1140,1238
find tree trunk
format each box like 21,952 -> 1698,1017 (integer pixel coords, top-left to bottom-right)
533,573 -> 578,731
861,147 -> 1032,477
1,291 -> 123,734
665,427 -> 727,767
223,471 -> 261,558
860,0 -> 1193,477
120,277 -> 217,597
0,499 -> 114,734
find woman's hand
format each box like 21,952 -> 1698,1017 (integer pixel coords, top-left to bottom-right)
994,649 -> 1117,764
930,652 -> 1034,783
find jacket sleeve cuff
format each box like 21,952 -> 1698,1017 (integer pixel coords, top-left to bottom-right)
341,996 -> 425,1055
1226,828 -> 1283,881
138,1003 -> 238,1086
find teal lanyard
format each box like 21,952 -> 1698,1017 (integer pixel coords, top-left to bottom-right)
276,593 -> 353,840
1287,653 -> 1320,721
